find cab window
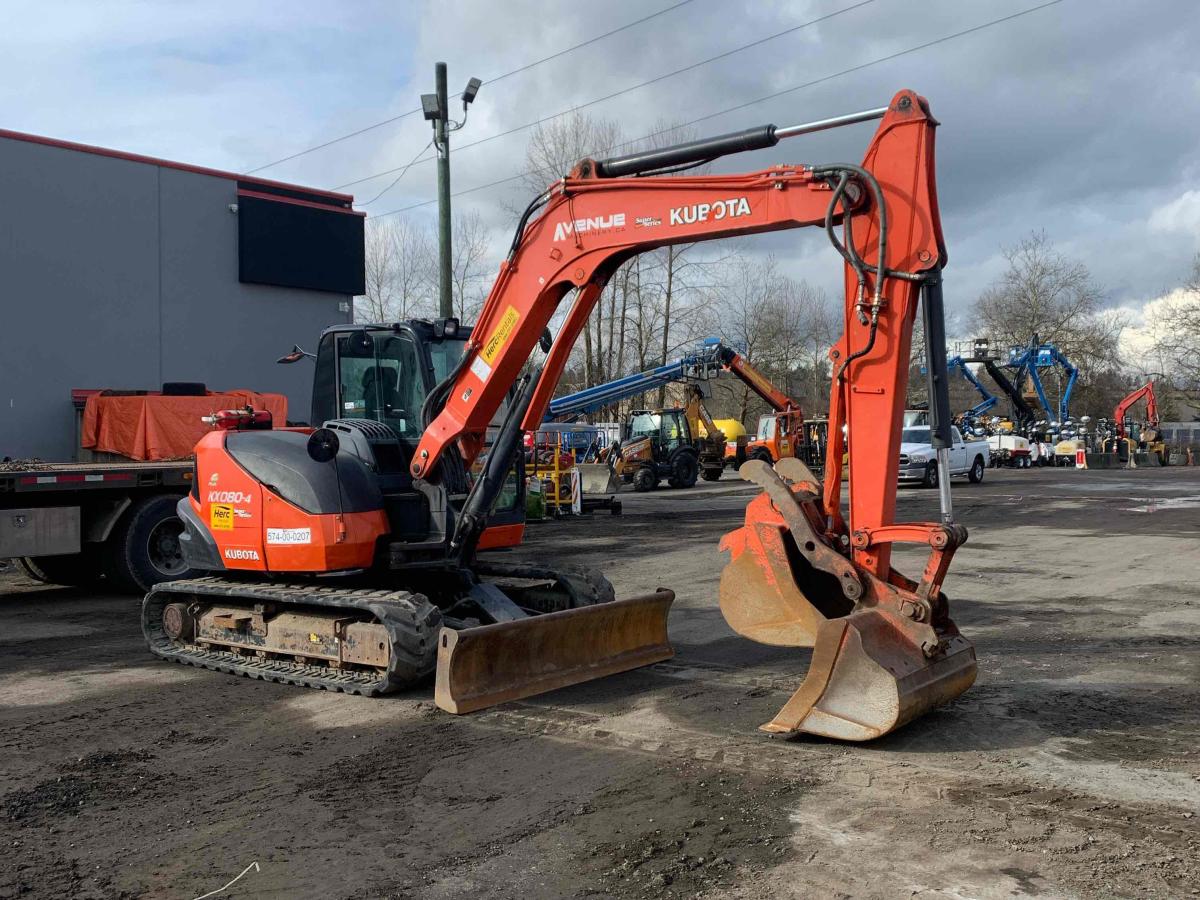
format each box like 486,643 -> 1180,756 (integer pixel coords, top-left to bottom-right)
337,332 -> 425,438
630,414 -> 661,440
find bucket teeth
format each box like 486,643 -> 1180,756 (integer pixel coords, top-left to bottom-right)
760,612 -> 977,741
719,464 -> 977,741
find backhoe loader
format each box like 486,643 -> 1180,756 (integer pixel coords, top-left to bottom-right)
144,89 -> 975,741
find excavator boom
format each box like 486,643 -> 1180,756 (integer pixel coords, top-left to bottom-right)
423,89 -> 976,739
720,346 -> 801,416
1114,381 -> 1160,438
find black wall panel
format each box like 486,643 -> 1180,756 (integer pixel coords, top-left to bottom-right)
238,194 -> 365,295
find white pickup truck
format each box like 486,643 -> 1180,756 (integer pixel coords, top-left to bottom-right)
897,425 -> 990,488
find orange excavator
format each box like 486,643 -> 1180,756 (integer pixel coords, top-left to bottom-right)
1106,380 -> 1164,464
144,89 -> 975,741
717,345 -> 815,467
1113,380 -> 1161,440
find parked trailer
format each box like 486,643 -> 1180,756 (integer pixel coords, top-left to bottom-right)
0,125 -> 363,588
1,459 -> 194,590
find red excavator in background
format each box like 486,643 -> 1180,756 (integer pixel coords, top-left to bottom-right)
1114,380 -> 1161,440
144,89 -> 975,741
716,345 -> 822,468
1106,380 -> 1165,464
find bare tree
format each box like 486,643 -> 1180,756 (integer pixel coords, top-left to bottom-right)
972,231 -> 1124,362
359,219 -> 399,322
357,216 -> 436,322
392,217 -> 435,319
971,231 -> 1126,415
1148,254 -> 1200,388
522,109 -> 623,195
450,209 -> 492,324
522,110 -> 624,384
704,255 -> 839,428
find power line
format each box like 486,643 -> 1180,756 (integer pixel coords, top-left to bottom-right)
337,0 -> 877,191
242,0 -> 697,175
370,0 -> 1064,220
357,140 -> 433,205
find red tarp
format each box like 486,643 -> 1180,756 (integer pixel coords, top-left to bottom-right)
81,391 -> 288,461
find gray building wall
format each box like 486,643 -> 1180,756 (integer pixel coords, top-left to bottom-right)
0,133 -> 352,461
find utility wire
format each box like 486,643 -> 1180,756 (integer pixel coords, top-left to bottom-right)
370,0 -> 1064,220
337,0 -> 877,191
357,140 -> 433,205
242,0 -> 697,174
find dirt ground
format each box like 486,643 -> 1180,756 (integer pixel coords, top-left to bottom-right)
2,466 -> 1199,899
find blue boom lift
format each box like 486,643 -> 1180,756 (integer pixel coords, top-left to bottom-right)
946,355 -> 998,422
1006,337 -> 1078,426
546,339 -> 726,420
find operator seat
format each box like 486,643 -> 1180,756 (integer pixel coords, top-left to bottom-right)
362,366 -> 403,421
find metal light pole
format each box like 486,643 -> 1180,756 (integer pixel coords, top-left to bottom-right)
422,65 -> 482,321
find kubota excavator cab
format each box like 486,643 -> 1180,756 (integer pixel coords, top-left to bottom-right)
307,320 -> 525,546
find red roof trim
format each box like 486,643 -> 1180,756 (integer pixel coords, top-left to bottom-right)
237,188 -> 367,217
0,127 -> 356,205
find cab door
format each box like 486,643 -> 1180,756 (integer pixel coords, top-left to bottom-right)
776,415 -> 791,460
950,426 -> 968,473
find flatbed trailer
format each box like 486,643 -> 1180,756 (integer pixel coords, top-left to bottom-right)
1,458 -> 196,590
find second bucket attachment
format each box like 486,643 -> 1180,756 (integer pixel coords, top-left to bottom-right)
759,611 -> 976,741
719,459 -> 976,741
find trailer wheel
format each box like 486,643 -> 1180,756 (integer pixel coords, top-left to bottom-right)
700,466 -> 722,482
20,548 -> 105,587
105,495 -> 195,593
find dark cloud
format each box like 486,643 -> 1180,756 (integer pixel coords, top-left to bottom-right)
3,0 -> 1197,319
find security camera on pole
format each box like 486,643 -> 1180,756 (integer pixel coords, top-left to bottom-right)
422,64 -> 482,320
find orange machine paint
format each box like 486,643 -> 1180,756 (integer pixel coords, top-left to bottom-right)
194,431 -> 387,573
476,523 -> 525,551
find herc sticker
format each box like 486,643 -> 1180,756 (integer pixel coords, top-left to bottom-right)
210,504 -> 234,531
480,305 -> 521,366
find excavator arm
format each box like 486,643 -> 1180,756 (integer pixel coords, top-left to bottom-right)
947,355 -> 999,419
1114,381 -> 1159,438
415,92 -> 942,539
424,90 -> 975,740
719,346 -> 802,416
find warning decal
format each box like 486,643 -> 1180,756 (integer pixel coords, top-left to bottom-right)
480,305 -> 521,366
210,504 -> 234,531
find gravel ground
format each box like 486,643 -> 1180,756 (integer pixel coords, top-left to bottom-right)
1,466 -> 1198,899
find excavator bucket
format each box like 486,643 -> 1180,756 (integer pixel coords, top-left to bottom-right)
757,613 -> 976,741
434,590 -> 675,714
719,459 -> 976,741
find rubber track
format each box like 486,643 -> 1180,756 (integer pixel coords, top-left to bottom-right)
143,576 -> 441,697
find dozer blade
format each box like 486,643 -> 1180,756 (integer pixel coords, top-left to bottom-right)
434,590 -> 675,714
759,611 -> 976,741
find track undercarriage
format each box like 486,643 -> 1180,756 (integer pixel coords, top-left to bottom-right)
143,563 -> 674,705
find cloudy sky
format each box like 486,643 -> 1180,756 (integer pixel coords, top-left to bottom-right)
4,0 -> 1198,338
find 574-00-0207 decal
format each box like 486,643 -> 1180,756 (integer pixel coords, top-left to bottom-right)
266,528 -> 311,545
